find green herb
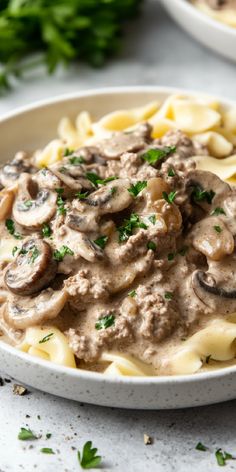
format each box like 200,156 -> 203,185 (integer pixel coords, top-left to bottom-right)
53,245 -> 74,261
12,246 -> 18,257
164,291 -> 173,300
64,148 -> 74,157
30,247 -> 40,263
46,433 -> 52,439
162,191 -> 177,204
5,219 -> 22,240
95,314 -> 115,330
141,146 -> 176,165
117,213 -> 148,242
148,215 -> 156,225
168,168 -> 176,177
128,181 -> 147,197
94,235 -> 108,250
210,207 -> 226,216
41,448 -> 55,454
18,427 -> 37,441
69,156 -> 85,165
39,333 -> 54,344
215,449 -> 235,466
178,246 -> 188,256
167,253 -> 175,261
206,355 -> 211,364
196,442 -> 208,452
192,186 -> 215,205
128,290 -> 136,297
86,172 -> 117,187
147,241 -> 156,251
56,188 -> 66,215
37,415 -> 41,420
22,199 -> 33,209
76,191 -> 89,200
42,223 -> 52,238
78,441 -> 102,469
214,225 -> 222,233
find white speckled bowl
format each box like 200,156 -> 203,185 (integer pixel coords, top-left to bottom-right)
160,0 -> 236,62
1,86 -> 236,409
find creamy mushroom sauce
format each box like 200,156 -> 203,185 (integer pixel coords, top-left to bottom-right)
0,124 -> 236,375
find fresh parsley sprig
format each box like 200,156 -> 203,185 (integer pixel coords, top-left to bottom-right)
78,441 -> 102,469
117,213 -> 148,242
18,427 -> 37,441
53,245 -> 74,261
141,146 -> 176,165
95,314 -> 115,330
128,181 -> 147,197
86,173 -> 117,187
5,219 -> 22,240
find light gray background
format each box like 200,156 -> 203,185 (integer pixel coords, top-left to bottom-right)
1,1 -> 236,471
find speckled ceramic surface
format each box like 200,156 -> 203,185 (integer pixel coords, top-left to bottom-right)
1,86 -> 236,409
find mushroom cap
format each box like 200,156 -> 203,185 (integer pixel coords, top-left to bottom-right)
0,152 -> 36,188
5,239 -> 57,296
192,269 -> 236,314
83,178 -> 133,215
13,184 -> 57,229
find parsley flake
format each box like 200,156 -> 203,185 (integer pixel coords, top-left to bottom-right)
164,291 -> 173,300
196,442 -> 208,452
192,186 -> 215,205
46,433 -> 52,439
95,314 -> 115,330
168,168 -> 176,177
39,333 -> 54,344
18,427 -> 37,441
76,191 -> 89,200
215,449 -> 235,466
211,207 -> 226,216
128,181 -> 147,197
30,247 -> 40,263
64,148 -> 74,157
147,241 -> 156,251
162,191 -> 177,204
148,215 -> 156,225
12,246 -> 18,256
56,188 -> 66,215
167,253 -> 175,261
69,156 -> 85,165
41,448 -> 55,454
78,441 -> 102,469
128,290 -> 136,297
117,213 -> 148,243
86,172 -> 117,187
5,219 -> 22,240
42,223 -> 52,238
94,235 -> 108,250
53,245 -> 74,261
214,225 -> 222,233
178,246 -> 188,256
141,146 -> 176,165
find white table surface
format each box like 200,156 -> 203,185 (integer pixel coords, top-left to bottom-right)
1,1 -> 236,471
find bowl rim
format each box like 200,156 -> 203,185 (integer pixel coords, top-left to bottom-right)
1,84 -> 236,386
163,0 -> 236,36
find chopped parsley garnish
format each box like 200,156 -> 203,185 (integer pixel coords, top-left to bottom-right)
196,442 -> 208,452
211,207 -> 226,216
168,168 -> 176,177
178,246 -> 188,256
69,156 -> 85,165
128,290 -> 136,297
164,291 -> 173,300
167,252 -> 175,261
76,191 -> 89,200
18,427 -> 37,441
93,235 -> 108,250
214,225 -> 222,233
141,146 -> 176,165
12,246 -> 18,257
22,199 -> 33,208
41,448 -> 55,454
30,247 -> 40,263
78,441 -> 102,469
64,148 -> 74,157
39,333 -> 54,344
95,314 -> 115,330
192,186 -> 215,205
86,172 -> 117,187
53,245 -> 74,261
56,188 -> 66,215
128,180 -> 147,197
162,191 -> 177,204
42,223 -> 52,238
215,449 -> 235,466
117,213 -> 148,243
5,219 -> 22,239
148,214 -> 156,225
46,433 -> 52,439
147,241 -> 156,251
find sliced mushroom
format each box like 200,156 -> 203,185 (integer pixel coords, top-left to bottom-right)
12,174 -> 57,228
187,170 -> 230,211
0,152 -> 36,188
66,211 -> 99,233
50,162 -> 93,192
55,226 -> 103,262
0,188 -> 15,221
34,168 -> 62,191
97,126 -> 149,159
5,239 -> 57,296
83,178 -> 133,214
191,217 -> 234,261
3,289 -> 67,329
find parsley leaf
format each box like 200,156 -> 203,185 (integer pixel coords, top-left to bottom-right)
76,191 -> 89,200
192,186 -> 215,205
168,168 -> 176,177
46,433 -> 52,439
162,191 -> 177,204
178,246 -> 188,256
147,241 -> 156,251
56,188 -> 66,215
215,449 -> 235,466
30,247 -> 40,263
69,156 -> 85,165
53,245 -> 74,261
167,252 -> 175,261
210,207 -> 226,216
95,314 -> 115,330
78,441 -> 102,469
214,225 -> 222,233
41,448 -> 55,454
117,213 -> 148,242
12,246 -> 18,257
196,442 -> 208,452
86,173 -> 117,187
164,291 -> 173,300
148,215 -> 156,225
128,290 -> 136,297
141,146 -> 176,165
5,219 -> 22,240
128,181 -> 147,197
94,235 -> 108,250
42,223 -> 52,238
39,333 -> 54,344
64,148 -> 74,157
18,427 -> 37,441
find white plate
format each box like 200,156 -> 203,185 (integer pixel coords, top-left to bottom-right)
1,86 -> 236,409
160,0 -> 236,62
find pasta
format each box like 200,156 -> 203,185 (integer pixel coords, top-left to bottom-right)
1,92 -> 236,378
